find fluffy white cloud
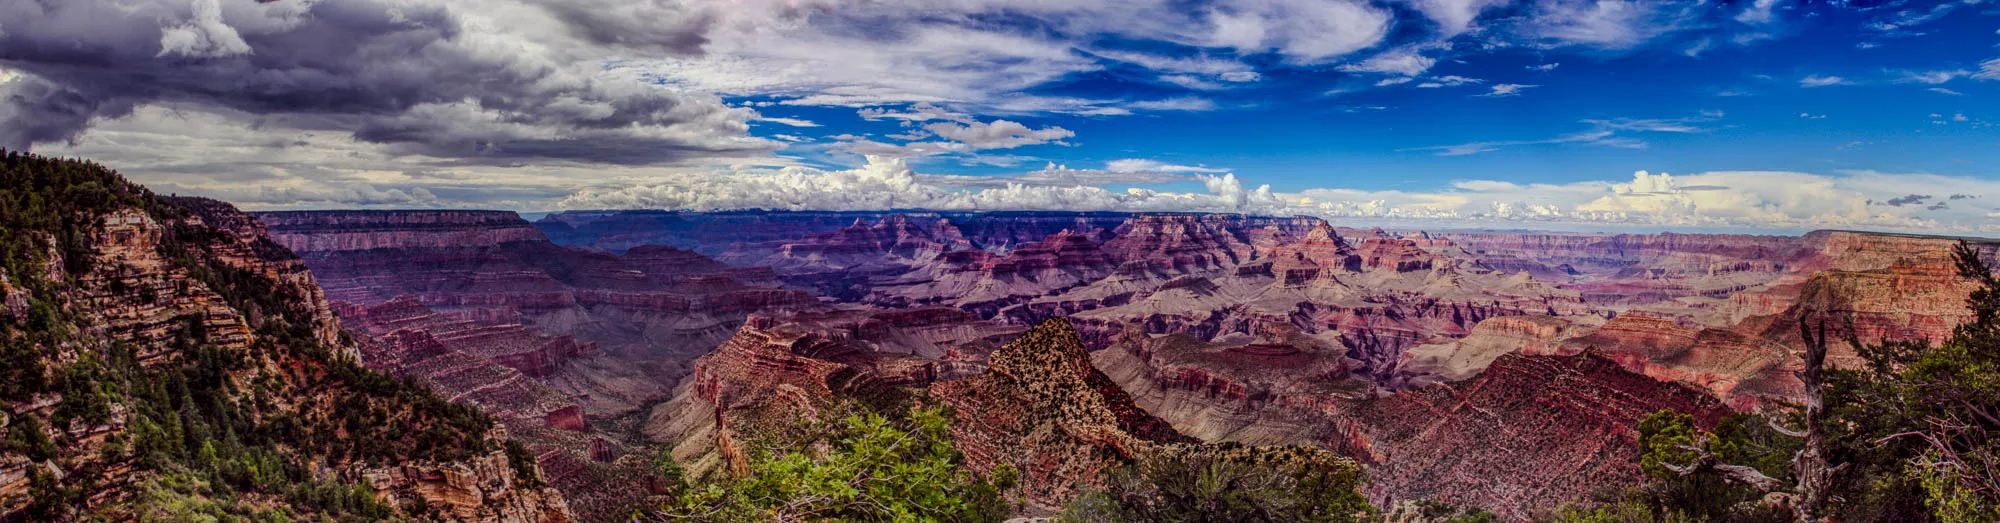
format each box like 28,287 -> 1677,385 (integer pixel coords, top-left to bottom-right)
556,156 -> 1286,213
1800,74 -> 1849,87
1205,0 -> 1393,64
544,152 -> 2000,234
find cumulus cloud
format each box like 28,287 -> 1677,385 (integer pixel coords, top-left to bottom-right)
544,152 -> 2000,234
0,0 -> 774,164
556,156 -> 1286,213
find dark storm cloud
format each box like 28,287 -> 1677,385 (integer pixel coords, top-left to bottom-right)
0,0 -> 772,164
539,1 -> 716,55
1884,194 -> 1931,206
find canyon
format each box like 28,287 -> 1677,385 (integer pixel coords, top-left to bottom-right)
14,158 -> 1992,522
246,207 -> 2000,518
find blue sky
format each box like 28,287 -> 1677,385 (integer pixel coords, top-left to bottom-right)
6,0 -> 2000,234
739,0 -> 1998,192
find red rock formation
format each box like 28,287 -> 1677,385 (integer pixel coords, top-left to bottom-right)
1356,352 -> 1733,519
3,191 -> 572,520
1261,222 -> 1362,284
1355,238 -> 1440,273
931,318 -> 1357,511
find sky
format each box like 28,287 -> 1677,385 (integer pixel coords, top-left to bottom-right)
2,0 -> 1998,235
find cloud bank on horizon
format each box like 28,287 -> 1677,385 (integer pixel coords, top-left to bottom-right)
3,0 -> 1998,234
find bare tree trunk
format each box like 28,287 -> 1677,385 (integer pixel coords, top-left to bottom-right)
1795,316 -> 1844,521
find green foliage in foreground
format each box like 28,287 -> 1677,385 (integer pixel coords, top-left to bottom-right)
661,405 -> 1017,522
1822,242 -> 2000,522
1058,450 -> 1374,523
1589,241 -> 2000,522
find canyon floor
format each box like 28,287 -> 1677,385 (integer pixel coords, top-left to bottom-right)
259,209 -> 1997,520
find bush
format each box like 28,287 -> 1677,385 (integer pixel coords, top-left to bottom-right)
1059,450 -> 1373,522
664,404 -> 1016,522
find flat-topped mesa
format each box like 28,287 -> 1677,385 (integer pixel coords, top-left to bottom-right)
260,209 -> 548,252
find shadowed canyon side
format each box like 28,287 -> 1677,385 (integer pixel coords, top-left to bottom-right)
0,154 -> 569,520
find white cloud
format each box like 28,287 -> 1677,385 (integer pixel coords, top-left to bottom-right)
1403,0 -> 1509,37
1105,159 -> 1229,173
1930,88 -> 1964,96
1976,58 -> 2000,81
1205,0 -> 1394,64
922,119 -> 1074,150
1377,77 -> 1416,87
1477,83 -> 1537,97
1410,112 -> 1716,155
1799,74 -> 1849,87
757,116 -> 821,127
1129,97 -> 1220,111
1340,48 -> 1438,77
1734,0 -> 1782,25
556,155 -> 1287,214
1899,70 -> 1968,84
1417,75 -> 1484,88
1526,62 -> 1561,72
1523,0 -> 1692,50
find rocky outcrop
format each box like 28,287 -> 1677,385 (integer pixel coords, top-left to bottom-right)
0,159 -> 570,521
1101,214 -> 1258,275
1396,315 -> 1588,385
1357,352 -> 1732,519
931,318 -> 1357,511
358,437 -> 574,522
1092,325 -> 1362,443
869,229 -> 1120,316
1356,238 -> 1441,273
